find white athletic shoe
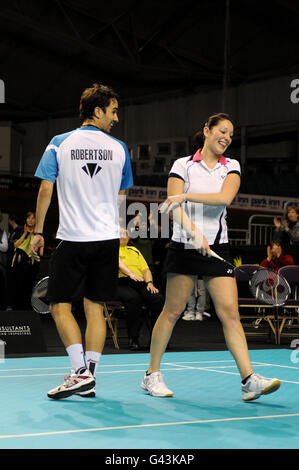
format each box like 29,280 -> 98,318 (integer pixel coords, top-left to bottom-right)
195,312 -> 203,321
47,369 -> 95,400
70,368 -> 96,397
141,371 -> 173,397
182,312 -> 195,321
242,373 -> 281,401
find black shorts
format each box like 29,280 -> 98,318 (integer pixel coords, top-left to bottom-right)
47,239 -> 120,304
164,241 -> 235,279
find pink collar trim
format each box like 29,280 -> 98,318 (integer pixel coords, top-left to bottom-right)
193,148 -> 227,165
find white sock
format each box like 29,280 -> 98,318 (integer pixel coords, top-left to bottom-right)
66,343 -> 86,374
85,351 -> 101,376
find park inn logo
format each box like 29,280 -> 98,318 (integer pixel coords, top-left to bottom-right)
82,163 -> 102,178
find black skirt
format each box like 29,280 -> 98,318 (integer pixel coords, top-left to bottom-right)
164,241 -> 235,279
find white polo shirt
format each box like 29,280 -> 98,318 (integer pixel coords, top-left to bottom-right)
169,148 -> 241,245
35,125 -> 133,242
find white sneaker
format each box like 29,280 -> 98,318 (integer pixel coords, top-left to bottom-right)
72,368 -> 96,397
195,312 -> 203,321
141,371 -> 173,397
47,369 -> 95,400
182,312 -> 195,321
242,373 -> 281,401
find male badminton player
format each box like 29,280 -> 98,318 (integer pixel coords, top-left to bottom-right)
31,83 -> 133,399
141,113 -> 281,401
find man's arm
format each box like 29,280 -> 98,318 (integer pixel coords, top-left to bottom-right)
31,180 -> 54,261
119,259 -> 144,281
142,268 -> 159,293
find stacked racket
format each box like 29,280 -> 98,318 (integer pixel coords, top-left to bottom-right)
210,249 -> 291,306
31,276 -> 50,314
249,268 -> 290,307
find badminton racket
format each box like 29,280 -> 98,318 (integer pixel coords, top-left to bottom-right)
208,249 -> 290,307
31,276 -> 50,314
31,277 -> 122,339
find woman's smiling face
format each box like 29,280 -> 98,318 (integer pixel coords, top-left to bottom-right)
203,119 -> 234,155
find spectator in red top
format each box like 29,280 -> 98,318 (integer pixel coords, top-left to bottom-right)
260,241 -> 295,272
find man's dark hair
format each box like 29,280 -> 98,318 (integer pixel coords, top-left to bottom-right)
8,214 -> 19,223
79,83 -> 119,121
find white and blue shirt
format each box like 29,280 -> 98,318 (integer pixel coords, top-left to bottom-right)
35,125 -> 133,242
169,148 -> 241,245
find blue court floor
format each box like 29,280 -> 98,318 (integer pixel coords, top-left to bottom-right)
0,349 -> 298,449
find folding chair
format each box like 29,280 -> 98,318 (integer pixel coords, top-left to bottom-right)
103,301 -> 126,350
103,301 -> 151,350
276,265 -> 299,344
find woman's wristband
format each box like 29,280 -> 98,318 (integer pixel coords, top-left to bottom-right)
146,281 -> 153,285
34,232 -> 44,236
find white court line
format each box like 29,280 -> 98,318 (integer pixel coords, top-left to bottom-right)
2,365 -> 299,385
0,363 -> 273,379
0,360 -> 236,372
0,360 -> 296,380
253,361 -> 299,371
0,359 -> 281,373
0,367 -> 223,379
0,359 -> 298,383
165,362 -> 240,377
1,413 -> 299,440
165,362 -> 299,385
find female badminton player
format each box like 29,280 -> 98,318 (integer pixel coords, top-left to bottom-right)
141,113 -> 281,401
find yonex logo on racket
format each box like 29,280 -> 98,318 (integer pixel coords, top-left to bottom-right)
0,79 -> 4,103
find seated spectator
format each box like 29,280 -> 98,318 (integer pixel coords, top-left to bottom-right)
129,212 -> 155,273
117,229 -> 164,351
10,211 -> 39,310
260,241 -> 295,272
7,214 -> 23,260
273,206 -> 299,246
6,214 -> 23,309
152,224 -> 169,294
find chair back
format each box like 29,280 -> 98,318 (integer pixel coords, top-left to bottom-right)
278,265 -> 299,285
234,264 -> 262,282
235,265 -> 266,299
278,265 -> 299,300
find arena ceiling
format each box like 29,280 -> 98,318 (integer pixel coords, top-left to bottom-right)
1,0 -> 299,121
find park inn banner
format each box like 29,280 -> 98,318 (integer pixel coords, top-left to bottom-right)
0,174 -> 298,213
126,186 -> 299,213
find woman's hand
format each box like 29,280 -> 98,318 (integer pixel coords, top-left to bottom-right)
190,230 -> 211,257
160,193 -> 186,213
266,245 -> 272,262
282,219 -> 289,231
273,217 -> 281,229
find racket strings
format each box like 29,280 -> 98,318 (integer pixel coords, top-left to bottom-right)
249,269 -> 290,306
31,277 -> 50,314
